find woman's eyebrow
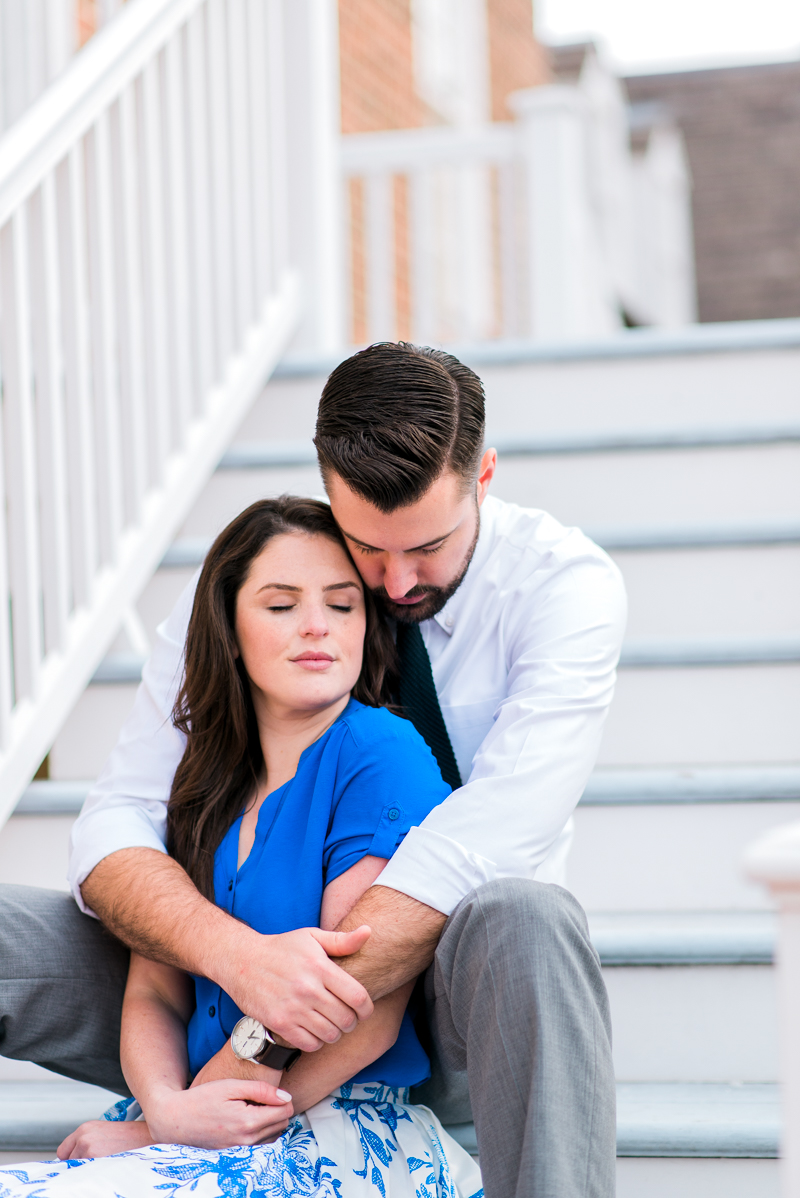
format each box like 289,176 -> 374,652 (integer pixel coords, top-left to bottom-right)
323,581 -> 361,592
256,582 -> 300,594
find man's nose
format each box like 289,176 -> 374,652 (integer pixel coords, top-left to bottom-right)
382,557 -> 418,600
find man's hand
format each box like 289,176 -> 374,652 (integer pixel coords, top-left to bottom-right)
57,1119 -> 154,1159
82,849 -> 373,1050
228,924 -> 374,1050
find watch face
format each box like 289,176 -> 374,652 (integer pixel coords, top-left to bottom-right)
231,1016 -> 268,1061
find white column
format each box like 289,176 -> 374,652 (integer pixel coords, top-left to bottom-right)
509,85 -> 619,342
745,822 -> 800,1198
280,0 -> 344,355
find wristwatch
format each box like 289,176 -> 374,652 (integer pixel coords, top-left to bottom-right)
230,1016 -> 302,1072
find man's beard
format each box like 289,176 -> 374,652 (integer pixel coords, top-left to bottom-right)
372,512 -> 480,625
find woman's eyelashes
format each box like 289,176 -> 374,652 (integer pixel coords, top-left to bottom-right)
265,601 -> 354,614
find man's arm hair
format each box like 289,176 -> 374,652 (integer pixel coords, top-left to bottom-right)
334,884 -> 447,999
81,847 -> 374,1051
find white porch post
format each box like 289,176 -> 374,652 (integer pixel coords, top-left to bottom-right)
745,822 -> 800,1197
280,0 -> 344,355
509,85 -> 619,342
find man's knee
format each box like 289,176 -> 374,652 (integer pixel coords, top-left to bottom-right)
440,877 -> 599,987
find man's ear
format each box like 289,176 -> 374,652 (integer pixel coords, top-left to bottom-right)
476,448 -> 497,506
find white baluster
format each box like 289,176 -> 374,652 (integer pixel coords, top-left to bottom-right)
140,57 -> 171,475
185,7 -> 215,408
364,172 -> 395,343
28,176 -> 71,655
745,825 -> 800,1198
58,144 -> 98,609
116,84 -> 148,522
0,209 -> 44,701
164,33 -> 194,442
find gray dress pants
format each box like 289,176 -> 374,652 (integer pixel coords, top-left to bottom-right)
0,878 -> 615,1197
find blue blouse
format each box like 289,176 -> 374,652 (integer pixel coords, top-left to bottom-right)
187,699 -> 451,1086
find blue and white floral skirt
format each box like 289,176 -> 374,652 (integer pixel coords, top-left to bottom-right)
0,1084 -> 483,1198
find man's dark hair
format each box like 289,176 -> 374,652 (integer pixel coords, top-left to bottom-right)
314,342 -> 486,512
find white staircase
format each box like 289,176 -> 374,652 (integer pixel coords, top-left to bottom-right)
1,319 -> 798,1196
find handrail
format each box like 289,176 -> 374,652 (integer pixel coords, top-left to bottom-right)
0,0 -> 304,823
0,0 -> 203,227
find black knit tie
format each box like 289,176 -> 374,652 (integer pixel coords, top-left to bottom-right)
396,621 -> 462,791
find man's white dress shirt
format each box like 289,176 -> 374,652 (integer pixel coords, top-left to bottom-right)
68,496 -> 627,916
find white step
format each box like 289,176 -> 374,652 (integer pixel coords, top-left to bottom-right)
615,544 -> 800,638
598,663 -> 800,766
0,1078 -> 779,1160
492,443 -> 800,528
569,802 -> 800,911
10,768 -> 797,903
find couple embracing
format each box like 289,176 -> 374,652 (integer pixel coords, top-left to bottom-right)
0,342 -> 626,1198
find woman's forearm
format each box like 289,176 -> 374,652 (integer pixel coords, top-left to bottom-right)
279,983 -> 414,1114
190,984 -> 413,1115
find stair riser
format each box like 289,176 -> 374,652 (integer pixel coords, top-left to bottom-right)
570,802 -> 800,911
616,1157 -> 778,1198
258,349 -> 800,441
48,662 -> 800,780
599,664 -> 800,766
614,545 -> 800,639
606,965 -> 777,1081
492,444 -> 800,529
138,544 -> 800,647
174,444 -> 800,541
477,349 -> 800,433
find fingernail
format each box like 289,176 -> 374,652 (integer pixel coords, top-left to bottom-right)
277,1089 -> 292,1102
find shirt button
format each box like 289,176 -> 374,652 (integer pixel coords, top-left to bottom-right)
445,615 -> 454,627
208,1005 -> 216,1018
388,808 -> 400,821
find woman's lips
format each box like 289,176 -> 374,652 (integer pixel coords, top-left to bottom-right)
291,653 -> 335,671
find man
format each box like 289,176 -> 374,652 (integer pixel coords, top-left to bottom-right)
0,343 -> 626,1197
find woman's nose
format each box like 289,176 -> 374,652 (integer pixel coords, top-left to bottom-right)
299,604 -> 329,637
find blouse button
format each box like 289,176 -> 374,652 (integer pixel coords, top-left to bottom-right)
388,808 -> 400,821
208,1005 -> 216,1018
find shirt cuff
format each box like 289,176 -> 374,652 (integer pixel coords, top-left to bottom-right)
68,806 -> 168,916
372,826 -> 497,916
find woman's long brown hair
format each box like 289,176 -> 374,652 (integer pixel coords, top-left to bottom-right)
167,495 -> 398,900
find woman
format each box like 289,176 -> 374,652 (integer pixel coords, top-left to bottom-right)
0,498 -> 482,1198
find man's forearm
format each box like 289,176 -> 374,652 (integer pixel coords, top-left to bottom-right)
81,847 -> 374,1051
81,847 -> 254,976
335,885 -> 446,1000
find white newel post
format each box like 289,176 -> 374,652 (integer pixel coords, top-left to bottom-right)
745,822 -> 800,1197
280,0 -> 344,355
509,85 -> 618,342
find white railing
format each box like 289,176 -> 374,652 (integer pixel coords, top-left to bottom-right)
0,0 -> 312,823
0,0 -> 76,135
746,824 -> 800,1197
340,56 -> 696,347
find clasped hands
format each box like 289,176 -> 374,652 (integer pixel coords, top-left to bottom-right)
57,922 -> 373,1160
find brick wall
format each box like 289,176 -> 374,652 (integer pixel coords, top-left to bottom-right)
627,62 -> 800,323
487,0 -> 551,119
339,0 -> 425,134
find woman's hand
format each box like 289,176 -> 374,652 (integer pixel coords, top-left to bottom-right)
144,1078 -> 294,1149
57,1119 -> 154,1160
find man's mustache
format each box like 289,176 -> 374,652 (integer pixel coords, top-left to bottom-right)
371,584 -> 443,602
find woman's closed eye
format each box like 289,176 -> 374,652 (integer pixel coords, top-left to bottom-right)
328,603 -> 354,613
